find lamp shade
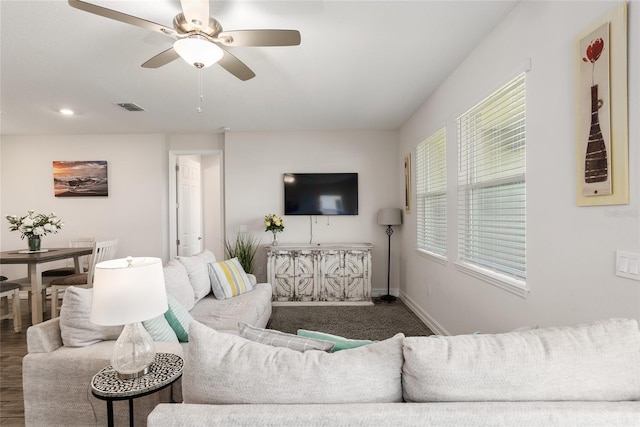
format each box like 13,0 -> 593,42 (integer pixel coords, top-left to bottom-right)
174,35 -> 224,68
91,257 -> 168,326
377,208 -> 403,226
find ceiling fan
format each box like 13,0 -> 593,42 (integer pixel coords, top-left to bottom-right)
68,0 -> 301,81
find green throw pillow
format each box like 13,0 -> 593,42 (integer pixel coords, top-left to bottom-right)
297,329 -> 375,352
164,294 -> 192,342
143,293 -> 193,343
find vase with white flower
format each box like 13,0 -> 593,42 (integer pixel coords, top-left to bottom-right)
5,210 -> 64,251
264,214 -> 284,245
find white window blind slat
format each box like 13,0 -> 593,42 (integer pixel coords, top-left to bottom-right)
457,72 -> 526,281
417,127 -> 447,257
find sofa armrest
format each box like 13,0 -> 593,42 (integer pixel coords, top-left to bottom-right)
27,317 -> 63,353
246,274 -> 257,286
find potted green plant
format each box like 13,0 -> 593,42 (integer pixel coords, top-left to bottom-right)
224,233 -> 260,274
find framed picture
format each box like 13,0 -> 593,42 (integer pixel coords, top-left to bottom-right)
404,153 -> 411,214
575,2 -> 628,206
53,161 -> 109,197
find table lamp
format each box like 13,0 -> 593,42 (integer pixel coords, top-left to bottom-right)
91,257 -> 167,379
377,208 -> 403,302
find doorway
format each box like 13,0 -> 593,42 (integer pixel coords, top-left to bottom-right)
168,150 -> 224,261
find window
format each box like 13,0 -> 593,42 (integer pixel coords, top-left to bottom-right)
457,72 -> 526,285
416,127 -> 447,258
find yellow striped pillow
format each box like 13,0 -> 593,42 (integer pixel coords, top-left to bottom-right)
210,258 -> 253,299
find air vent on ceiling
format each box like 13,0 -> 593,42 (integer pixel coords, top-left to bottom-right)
115,102 -> 145,112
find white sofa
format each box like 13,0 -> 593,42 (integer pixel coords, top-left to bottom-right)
148,317 -> 640,426
22,251 -> 272,427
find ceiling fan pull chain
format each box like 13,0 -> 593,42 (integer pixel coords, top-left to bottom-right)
197,68 -> 204,113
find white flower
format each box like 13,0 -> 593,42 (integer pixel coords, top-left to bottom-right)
5,210 -> 64,239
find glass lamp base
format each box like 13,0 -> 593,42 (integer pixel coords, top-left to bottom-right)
111,322 -> 155,380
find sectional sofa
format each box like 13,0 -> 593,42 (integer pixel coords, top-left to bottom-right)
148,317 -> 640,426
22,251 -> 272,427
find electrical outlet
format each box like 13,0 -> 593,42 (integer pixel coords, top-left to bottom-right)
616,251 -> 640,281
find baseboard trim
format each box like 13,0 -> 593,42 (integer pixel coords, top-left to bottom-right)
399,291 -> 450,336
272,301 -> 374,307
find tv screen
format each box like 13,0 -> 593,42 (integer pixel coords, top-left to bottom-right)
284,173 -> 358,215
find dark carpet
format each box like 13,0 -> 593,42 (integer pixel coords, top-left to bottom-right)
267,298 -> 433,341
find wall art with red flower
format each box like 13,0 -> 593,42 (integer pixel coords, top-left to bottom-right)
575,2 -> 628,207
579,23 -> 611,197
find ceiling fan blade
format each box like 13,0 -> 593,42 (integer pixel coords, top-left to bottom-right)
217,49 -> 256,81
141,47 -> 181,68
180,0 -> 210,30
218,30 -> 301,47
68,0 -> 176,36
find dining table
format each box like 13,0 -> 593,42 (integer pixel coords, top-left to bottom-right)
0,247 -> 94,325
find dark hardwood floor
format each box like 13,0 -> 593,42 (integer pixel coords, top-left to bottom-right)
0,299 -> 44,427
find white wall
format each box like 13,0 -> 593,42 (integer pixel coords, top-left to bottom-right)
399,0 -> 640,335
0,133 -> 225,279
0,134 -> 168,278
224,131 -> 402,291
0,130 -> 401,295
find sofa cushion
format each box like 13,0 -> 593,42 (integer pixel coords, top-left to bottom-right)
177,251 -> 215,303
208,258 -> 253,299
297,329 -> 374,352
163,259 -> 194,311
239,323 -> 335,352
59,287 -> 123,347
403,318 -> 640,402
184,320 -> 404,404
188,283 -> 272,332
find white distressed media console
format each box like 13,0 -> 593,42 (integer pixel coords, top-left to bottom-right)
266,243 -> 373,305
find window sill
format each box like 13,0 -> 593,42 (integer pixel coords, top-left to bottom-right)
455,262 -> 530,299
416,249 -> 447,266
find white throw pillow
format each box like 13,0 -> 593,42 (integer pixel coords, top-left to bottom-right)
59,287 -> 123,347
177,251 -> 214,303
183,320 -> 404,404
163,259 -> 195,311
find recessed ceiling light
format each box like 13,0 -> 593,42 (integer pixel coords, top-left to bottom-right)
59,108 -> 74,116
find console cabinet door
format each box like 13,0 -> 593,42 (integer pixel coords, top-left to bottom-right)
270,250 -> 295,302
320,250 -> 345,301
293,250 -> 317,302
343,249 -> 371,301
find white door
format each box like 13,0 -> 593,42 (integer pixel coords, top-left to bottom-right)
177,157 -> 202,256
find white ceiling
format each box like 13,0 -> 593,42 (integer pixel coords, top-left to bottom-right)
0,0 -> 518,136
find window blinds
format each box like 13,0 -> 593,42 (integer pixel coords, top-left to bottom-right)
457,72 -> 526,280
416,127 -> 447,257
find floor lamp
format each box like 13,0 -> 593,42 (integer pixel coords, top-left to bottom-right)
377,208 -> 403,302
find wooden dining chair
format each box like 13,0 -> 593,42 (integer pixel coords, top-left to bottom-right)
49,239 -> 118,318
42,237 -> 95,278
0,281 -> 22,332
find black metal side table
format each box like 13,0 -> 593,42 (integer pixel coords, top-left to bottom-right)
91,353 -> 183,427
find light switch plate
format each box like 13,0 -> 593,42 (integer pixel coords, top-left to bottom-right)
616,251 -> 640,281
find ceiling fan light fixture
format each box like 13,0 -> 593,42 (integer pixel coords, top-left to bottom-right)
174,35 -> 223,69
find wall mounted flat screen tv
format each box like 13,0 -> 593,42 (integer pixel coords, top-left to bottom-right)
284,173 -> 358,215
